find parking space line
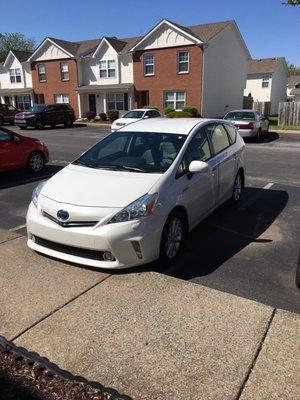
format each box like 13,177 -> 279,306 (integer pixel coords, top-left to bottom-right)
263,182 -> 274,190
9,223 -> 26,232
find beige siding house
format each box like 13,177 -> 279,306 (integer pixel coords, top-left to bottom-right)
244,58 -> 288,115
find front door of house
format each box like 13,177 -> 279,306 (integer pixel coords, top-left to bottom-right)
139,91 -> 149,108
89,94 -> 96,113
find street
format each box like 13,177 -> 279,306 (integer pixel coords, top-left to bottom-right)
1,124 -> 299,313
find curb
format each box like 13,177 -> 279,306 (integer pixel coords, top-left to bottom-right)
0,335 -> 132,400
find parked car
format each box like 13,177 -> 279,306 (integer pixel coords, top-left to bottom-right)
0,103 -> 20,126
14,104 -> 75,130
27,118 -> 245,269
223,110 -> 269,140
111,108 -> 162,131
0,126 -> 49,173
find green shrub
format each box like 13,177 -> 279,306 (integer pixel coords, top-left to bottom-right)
85,111 -> 96,121
99,112 -> 107,121
183,106 -> 198,117
164,107 -> 175,115
166,111 -> 193,118
107,110 -> 119,121
142,105 -> 159,111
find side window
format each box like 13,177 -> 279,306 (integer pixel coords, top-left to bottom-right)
45,105 -> 57,112
152,111 -> 160,117
7,105 -> 16,111
0,130 -> 12,141
145,111 -> 152,118
206,124 -> 230,154
177,128 -> 211,177
224,124 -> 237,144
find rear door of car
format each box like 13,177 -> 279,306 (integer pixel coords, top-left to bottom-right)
6,104 -> 18,122
205,123 -> 236,204
43,105 -> 58,125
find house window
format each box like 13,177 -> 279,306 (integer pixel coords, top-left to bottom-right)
165,91 -> 186,110
178,51 -> 189,73
60,62 -> 69,81
38,64 -> 46,82
16,95 -> 31,110
99,60 -> 116,78
262,76 -> 270,88
144,54 -> 154,76
54,93 -> 69,104
107,93 -> 125,110
9,68 -> 21,83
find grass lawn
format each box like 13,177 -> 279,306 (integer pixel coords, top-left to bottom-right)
269,116 -> 300,131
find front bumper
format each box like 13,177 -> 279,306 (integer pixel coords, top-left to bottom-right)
26,202 -> 162,269
14,118 -> 35,127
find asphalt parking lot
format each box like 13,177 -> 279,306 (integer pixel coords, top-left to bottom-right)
1,124 -> 299,313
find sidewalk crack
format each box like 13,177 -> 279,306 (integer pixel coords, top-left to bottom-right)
11,274 -> 112,342
235,308 -> 277,400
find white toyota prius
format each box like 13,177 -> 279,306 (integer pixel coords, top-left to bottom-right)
27,118 -> 245,269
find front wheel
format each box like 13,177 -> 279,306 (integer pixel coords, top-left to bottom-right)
231,171 -> 244,204
159,211 -> 186,265
27,152 -> 44,173
35,119 -> 45,130
64,117 -> 73,128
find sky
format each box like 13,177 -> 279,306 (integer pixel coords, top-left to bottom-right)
1,0 -> 299,65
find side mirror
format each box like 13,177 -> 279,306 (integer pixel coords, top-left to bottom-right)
13,136 -> 21,144
143,115 -> 149,119
189,160 -> 210,174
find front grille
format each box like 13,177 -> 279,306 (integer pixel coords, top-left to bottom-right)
34,236 -> 104,261
42,211 -> 98,228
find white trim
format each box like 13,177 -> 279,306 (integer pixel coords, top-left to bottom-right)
27,38 -> 74,62
177,50 -> 189,74
3,50 -> 15,67
92,37 -> 118,58
129,19 -> 202,52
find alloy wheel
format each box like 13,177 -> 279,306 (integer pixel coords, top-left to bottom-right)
165,217 -> 183,259
233,173 -> 242,202
29,154 -> 44,172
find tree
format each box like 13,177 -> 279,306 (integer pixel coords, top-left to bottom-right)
0,33 -> 36,62
287,62 -> 300,76
282,0 -> 300,5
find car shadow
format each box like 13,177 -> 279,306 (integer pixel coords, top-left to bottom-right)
0,165 -> 63,190
151,186 -> 288,280
244,132 -> 280,144
23,123 -> 87,131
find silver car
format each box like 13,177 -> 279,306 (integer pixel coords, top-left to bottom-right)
223,110 -> 269,140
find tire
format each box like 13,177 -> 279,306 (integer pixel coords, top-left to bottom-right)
0,116 -> 4,126
51,124 -> 56,128
35,119 -> 45,130
231,171 -> 244,204
296,252 -> 300,289
159,210 -> 186,265
64,117 -> 73,128
27,152 -> 45,173
20,126 -> 28,130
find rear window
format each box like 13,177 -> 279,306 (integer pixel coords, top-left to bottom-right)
225,111 -> 255,120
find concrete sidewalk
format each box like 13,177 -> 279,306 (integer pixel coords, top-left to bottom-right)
1,235 -> 299,399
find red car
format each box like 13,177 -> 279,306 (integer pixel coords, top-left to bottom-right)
0,127 -> 49,173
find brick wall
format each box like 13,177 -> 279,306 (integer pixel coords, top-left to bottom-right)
133,45 -> 203,113
31,59 -> 79,117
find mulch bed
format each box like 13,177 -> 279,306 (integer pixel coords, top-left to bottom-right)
0,337 -> 131,400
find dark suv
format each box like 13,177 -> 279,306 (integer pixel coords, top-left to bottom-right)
14,104 -> 76,129
0,104 -> 19,126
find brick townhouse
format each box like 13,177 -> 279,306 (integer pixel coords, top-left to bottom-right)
0,19 -> 251,118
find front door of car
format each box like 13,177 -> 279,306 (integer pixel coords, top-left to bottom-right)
43,105 -> 57,125
205,123 -> 236,203
0,130 -> 21,170
5,104 -> 18,122
174,127 -> 215,228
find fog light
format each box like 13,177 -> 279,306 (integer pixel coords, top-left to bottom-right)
30,234 -> 36,243
131,241 -> 143,259
103,251 -> 115,261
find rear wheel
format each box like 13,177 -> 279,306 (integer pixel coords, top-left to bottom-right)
27,152 -> 44,172
64,117 -> 73,128
35,119 -> 45,130
0,116 -> 4,126
257,128 -> 262,142
159,211 -> 186,265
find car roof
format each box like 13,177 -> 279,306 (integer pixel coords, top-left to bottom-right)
125,108 -> 152,112
119,118 -> 219,135
227,109 -> 257,113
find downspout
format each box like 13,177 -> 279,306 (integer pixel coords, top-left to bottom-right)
200,43 -> 208,117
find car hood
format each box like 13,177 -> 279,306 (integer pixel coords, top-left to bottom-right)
41,164 -> 162,208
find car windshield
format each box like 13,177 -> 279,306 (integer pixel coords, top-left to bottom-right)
28,105 -> 46,112
73,131 -> 187,173
123,111 -> 145,119
224,111 -> 255,120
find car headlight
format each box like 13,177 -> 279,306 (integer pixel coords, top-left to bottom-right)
32,181 -> 46,207
108,193 -> 158,224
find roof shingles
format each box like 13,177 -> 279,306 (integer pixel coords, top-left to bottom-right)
247,58 -> 286,74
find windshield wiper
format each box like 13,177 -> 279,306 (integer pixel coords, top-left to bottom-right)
73,161 -> 146,172
73,160 -> 99,168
